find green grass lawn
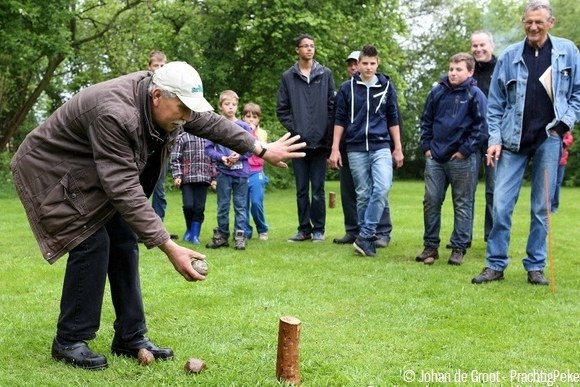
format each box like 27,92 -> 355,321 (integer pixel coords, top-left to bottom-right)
1,180 -> 578,386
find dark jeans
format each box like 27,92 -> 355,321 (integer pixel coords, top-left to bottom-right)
56,212 -> 147,343
292,149 -> 327,234
471,148 -> 496,241
423,155 -> 476,250
339,150 -> 392,238
181,182 -> 210,226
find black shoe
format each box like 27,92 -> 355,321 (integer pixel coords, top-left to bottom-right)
111,336 -> 174,360
527,270 -> 549,285
333,234 -> 356,244
446,242 -> 471,249
416,247 -> 439,265
170,234 -> 179,240
472,267 -> 504,284
51,337 -> 108,370
353,236 -> 376,257
287,232 -> 312,242
448,249 -> 465,265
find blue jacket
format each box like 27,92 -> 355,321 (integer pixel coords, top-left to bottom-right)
334,72 -> 399,152
487,35 -> 580,151
276,60 -> 335,149
205,119 -> 252,178
420,76 -> 486,163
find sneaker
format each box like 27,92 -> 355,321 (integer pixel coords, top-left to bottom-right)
234,230 -> 246,250
448,249 -> 465,265
415,247 -> 439,265
375,235 -> 389,248
353,236 -> 376,257
312,232 -> 325,242
258,232 -> 268,241
287,232 -> 312,242
527,270 -> 549,285
472,267 -> 504,284
333,234 -> 357,244
206,228 -> 229,249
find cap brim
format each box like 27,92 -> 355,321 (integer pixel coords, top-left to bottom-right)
178,95 -> 214,112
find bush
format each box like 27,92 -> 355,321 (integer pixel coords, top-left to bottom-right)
0,152 -> 15,197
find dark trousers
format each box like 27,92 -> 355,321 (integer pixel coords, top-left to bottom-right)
56,212 -> 146,343
340,150 -> 392,238
182,182 -> 209,224
292,149 -> 327,234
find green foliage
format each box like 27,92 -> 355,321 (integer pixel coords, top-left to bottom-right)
1,182 -> 579,385
1,0 -> 579,185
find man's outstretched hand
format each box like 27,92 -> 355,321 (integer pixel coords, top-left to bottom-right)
259,133 -> 306,168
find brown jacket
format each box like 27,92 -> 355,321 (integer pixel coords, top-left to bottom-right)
11,71 -> 255,263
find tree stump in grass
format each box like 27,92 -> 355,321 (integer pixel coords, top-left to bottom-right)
276,316 -> 301,385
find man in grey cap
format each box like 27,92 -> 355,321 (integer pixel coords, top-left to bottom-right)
332,51 -> 393,247
11,61 -> 305,370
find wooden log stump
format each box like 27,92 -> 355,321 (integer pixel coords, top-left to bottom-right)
276,316 -> 301,385
328,192 -> 336,208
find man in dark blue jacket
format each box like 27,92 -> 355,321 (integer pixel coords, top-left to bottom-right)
277,34 -> 335,242
416,53 -> 486,266
329,45 -> 404,257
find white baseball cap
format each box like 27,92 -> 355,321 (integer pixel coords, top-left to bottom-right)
346,51 -> 360,62
151,61 -> 214,112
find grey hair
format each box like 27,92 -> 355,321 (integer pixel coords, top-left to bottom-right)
148,82 -> 177,98
471,30 -> 495,46
523,0 -> 553,19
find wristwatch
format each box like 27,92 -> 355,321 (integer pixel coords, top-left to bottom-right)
257,141 -> 268,158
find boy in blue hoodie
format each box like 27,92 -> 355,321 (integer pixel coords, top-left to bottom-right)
205,90 -> 252,250
416,52 -> 486,266
329,45 -> 404,257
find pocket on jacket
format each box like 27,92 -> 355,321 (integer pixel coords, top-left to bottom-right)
557,67 -> 572,96
506,79 -> 517,106
38,172 -> 88,235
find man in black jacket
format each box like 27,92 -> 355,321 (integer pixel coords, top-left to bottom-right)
277,34 -> 335,242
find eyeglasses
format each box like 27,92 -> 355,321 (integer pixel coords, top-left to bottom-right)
298,44 -> 315,49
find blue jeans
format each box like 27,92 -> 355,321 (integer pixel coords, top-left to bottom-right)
340,149 -> 393,238
152,163 -> 168,220
552,164 -> 565,211
348,148 -> 393,239
216,173 -> 248,238
291,149 -> 327,235
57,212 -> 146,342
245,171 -> 269,238
423,155 -> 476,250
486,134 -> 560,272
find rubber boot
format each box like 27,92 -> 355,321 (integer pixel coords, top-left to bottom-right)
183,207 -> 193,242
183,228 -> 192,243
190,222 -> 202,245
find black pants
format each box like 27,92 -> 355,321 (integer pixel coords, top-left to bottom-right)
56,212 -> 147,343
340,150 -> 392,238
292,149 -> 328,234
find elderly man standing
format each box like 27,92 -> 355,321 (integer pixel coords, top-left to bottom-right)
472,1 -> 580,285
11,61 -> 305,370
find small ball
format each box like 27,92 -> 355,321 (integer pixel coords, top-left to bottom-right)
191,259 -> 209,276
184,357 -> 206,374
137,348 -> 155,366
